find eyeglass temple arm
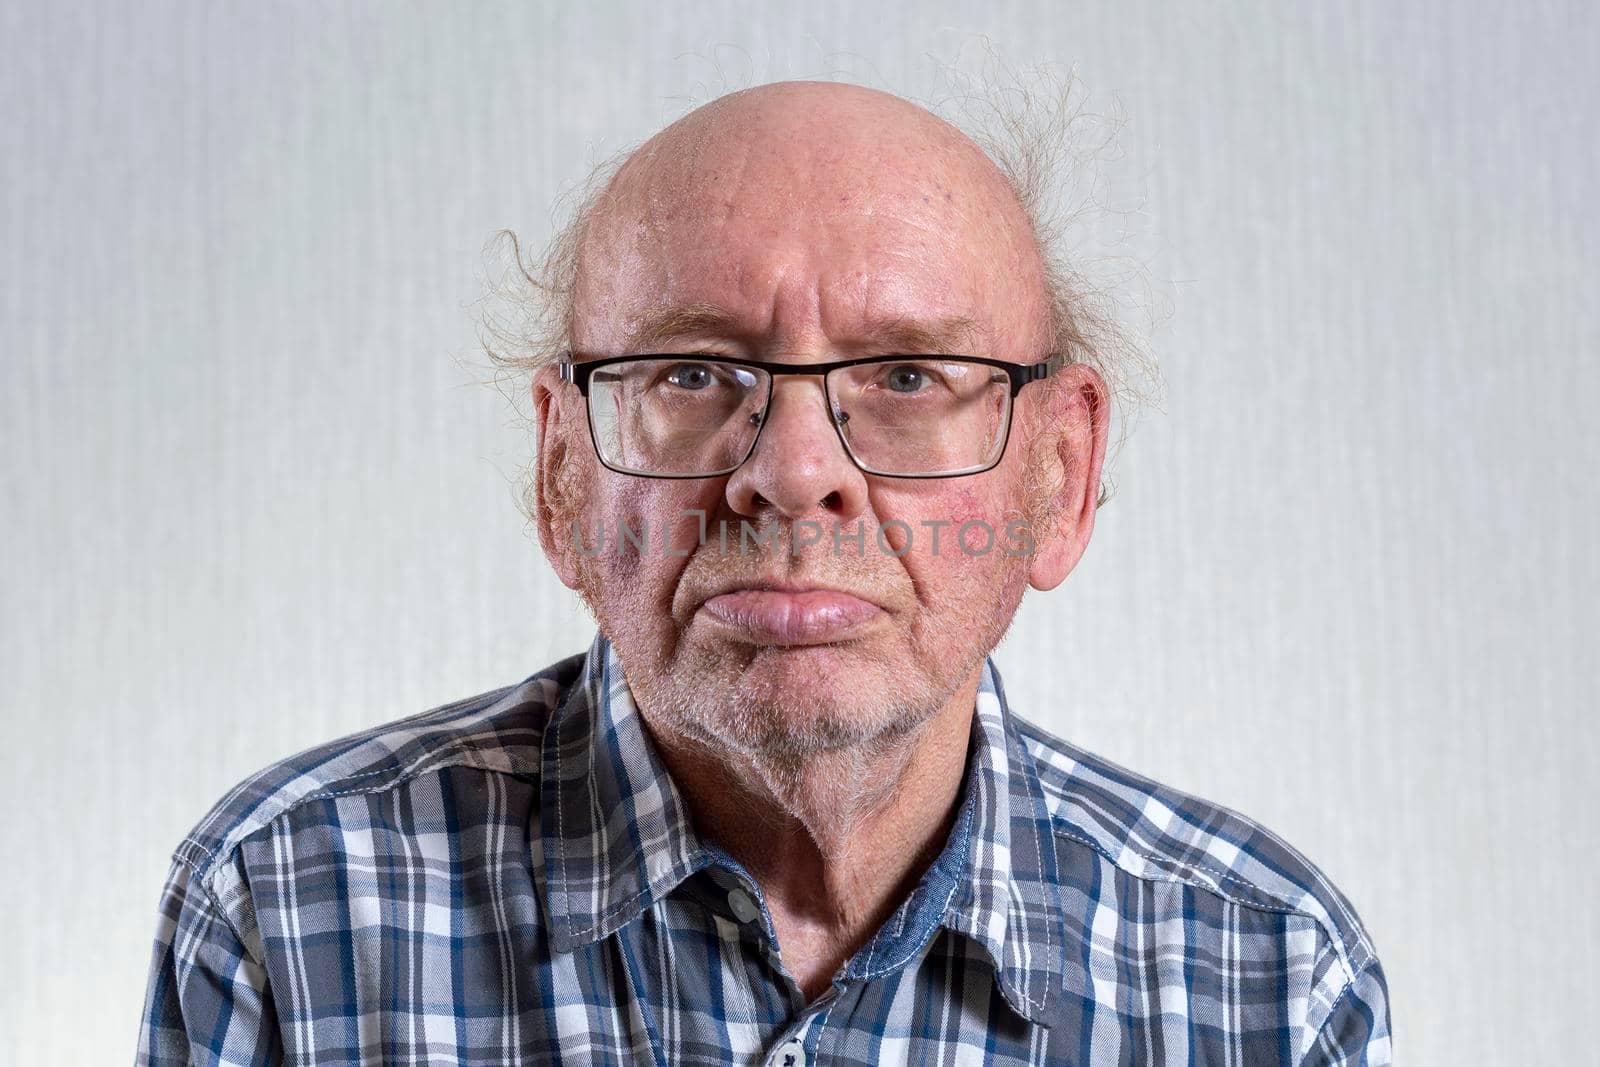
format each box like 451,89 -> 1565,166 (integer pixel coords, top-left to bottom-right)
1010,353 -> 1066,395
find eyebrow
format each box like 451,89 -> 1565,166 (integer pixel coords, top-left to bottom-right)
623,302 -> 987,354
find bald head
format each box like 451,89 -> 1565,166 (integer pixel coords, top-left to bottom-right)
605,81 -> 1031,229
570,80 -> 1053,361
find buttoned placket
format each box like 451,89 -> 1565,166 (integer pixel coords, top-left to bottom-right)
758,982 -> 846,1067
714,873 -> 850,1067
768,1036 -> 809,1067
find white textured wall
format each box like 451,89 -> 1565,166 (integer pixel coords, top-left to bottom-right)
4,3 -> 1595,1063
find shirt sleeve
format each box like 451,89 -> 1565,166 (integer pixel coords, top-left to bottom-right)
1298,958 -> 1392,1067
134,854 -> 283,1066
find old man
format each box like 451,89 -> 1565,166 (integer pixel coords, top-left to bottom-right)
138,81 -> 1389,1065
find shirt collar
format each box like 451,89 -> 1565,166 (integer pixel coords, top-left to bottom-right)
536,631 -> 1068,1026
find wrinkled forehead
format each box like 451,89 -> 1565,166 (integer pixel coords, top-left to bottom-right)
572,94 -> 1049,355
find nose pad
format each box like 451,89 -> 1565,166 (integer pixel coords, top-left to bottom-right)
755,395 -> 847,427
743,378 -> 846,460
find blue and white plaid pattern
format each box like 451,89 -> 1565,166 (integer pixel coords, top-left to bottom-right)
137,630 -> 1389,1064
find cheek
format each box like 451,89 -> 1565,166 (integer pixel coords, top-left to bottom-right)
890,484 -> 1028,584
584,481 -> 721,587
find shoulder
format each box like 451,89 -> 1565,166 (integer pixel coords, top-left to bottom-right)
169,648 -> 587,884
1012,711 -> 1381,979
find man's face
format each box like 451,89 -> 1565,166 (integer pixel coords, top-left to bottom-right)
536,84 -> 1102,761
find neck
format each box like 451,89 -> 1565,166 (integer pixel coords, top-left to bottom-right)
639,662 -> 982,991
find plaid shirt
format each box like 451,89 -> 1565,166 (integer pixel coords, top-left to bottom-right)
137,630 -> 1389,1065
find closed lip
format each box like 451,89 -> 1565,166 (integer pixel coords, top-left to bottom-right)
698,578 -> 881,609
696,579 -> 887,646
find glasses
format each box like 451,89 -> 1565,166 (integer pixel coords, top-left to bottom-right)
557,351 -> 1065,479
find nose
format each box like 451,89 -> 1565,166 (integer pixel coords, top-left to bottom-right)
724,374 -> 871,523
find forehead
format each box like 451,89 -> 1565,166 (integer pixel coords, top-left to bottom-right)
572,93 -> 1048,355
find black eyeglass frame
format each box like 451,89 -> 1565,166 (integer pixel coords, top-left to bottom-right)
556,350 -> 1067,480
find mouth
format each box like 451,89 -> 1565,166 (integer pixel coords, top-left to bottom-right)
697,585 -> 885,646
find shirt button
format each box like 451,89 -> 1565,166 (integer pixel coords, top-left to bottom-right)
727,886 -> 761,924
768,1037 -> 807,1067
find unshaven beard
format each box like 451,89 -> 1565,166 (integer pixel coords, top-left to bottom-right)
628,647 -> 962,851
601,601 -> 991,852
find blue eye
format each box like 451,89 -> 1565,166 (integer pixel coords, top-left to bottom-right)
885,365 -> 930,393
666,363 -> 715,390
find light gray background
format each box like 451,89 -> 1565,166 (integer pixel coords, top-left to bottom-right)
4,3 -> 1596,1063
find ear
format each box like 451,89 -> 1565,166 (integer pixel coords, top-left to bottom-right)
1027,363 -> 1110,592
532,363 -> 585,591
